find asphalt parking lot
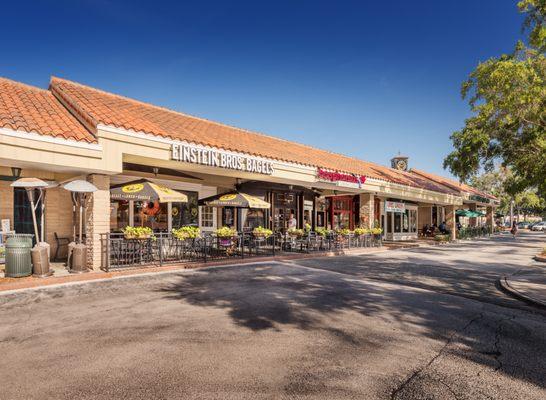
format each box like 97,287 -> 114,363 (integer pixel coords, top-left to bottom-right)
0,233 -> 545,399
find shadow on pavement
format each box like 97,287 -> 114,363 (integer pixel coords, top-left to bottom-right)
159,259 -> 546,390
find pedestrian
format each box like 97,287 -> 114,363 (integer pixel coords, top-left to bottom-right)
510,221 -> 518,239
288,213 -> 297,229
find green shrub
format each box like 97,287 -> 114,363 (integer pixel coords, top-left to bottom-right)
434,234 -> 450,242
353,227 -> 370,235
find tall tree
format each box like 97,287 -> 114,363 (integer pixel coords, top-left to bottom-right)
444,1 -> 546,198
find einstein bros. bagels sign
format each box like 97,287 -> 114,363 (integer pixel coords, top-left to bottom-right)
171,144 -> 274,175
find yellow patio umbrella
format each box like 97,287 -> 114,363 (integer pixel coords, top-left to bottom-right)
198,191 -> 270,209
110,179 -> 188,203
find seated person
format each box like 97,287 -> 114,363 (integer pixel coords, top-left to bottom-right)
439,221 -> 451,235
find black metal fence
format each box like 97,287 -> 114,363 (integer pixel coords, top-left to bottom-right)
100,232 -> 382,271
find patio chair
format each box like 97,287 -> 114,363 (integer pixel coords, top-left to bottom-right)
53,232 -> 70,262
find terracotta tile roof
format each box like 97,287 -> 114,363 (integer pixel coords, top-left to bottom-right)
410,169 -> 497,200
48,77 -> 459,194
0,77 -> 95,143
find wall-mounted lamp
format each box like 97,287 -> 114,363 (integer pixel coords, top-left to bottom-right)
11,167 -> 22,179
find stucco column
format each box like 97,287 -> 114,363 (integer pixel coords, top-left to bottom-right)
86,174 -> 111,270
359,193 -> 374,228
486,206 -> 494,233
445,205 -> 456,241
469,203 -> 477,227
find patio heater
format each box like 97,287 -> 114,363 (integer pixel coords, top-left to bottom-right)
10,177 -> 54,277
62,180 -> 98,273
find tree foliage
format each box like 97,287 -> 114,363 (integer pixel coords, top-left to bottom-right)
470,167 -> 545,216
444,1 -> 546,198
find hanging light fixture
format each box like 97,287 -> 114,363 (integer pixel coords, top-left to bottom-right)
10,167 -> 22,179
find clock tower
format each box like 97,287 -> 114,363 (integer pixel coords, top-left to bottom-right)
391,154 -> 409,171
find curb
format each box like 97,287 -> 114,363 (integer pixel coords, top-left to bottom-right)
498,276 -> 546,309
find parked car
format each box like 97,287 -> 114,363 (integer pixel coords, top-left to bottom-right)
517,221 -> 532,229
531,222 -> 546,231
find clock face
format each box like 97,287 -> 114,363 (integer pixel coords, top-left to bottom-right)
396,159 -> 407,170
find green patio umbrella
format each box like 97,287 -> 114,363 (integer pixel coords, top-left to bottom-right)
456,209 -> 473,217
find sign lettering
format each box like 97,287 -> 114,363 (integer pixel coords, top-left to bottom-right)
171,144 -> 274,175
385,201 -> 406,213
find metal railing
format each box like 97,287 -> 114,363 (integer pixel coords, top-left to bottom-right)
100,231 -> 382,271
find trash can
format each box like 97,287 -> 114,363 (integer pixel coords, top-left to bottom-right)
5,234 -> 34,278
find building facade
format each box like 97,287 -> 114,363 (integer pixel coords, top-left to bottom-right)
0,76 -> 497,269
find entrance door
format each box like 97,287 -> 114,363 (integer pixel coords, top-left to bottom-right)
13,188 -> 41,244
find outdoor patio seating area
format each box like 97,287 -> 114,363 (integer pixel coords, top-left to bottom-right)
100,231 -> 383,271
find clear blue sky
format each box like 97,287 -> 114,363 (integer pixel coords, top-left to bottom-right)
1,1 -> 525,177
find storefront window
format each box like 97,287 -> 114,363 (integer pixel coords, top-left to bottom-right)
333,212 -> 350,230
316,197 -> 328,228
273,192 -> 297,231
110,200 -> 129,231
222,207 -> 235,228
409,209 -> 417,233
200,206 -> 214,228
394,213 -> 401,233
171,191 -> 199,228
330,196 -> 354,230
402,212 -> 409,233
243,209 -> 265,229
134,201 -> 169,231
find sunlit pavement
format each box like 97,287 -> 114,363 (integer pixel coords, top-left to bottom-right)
0,232 -> 545,399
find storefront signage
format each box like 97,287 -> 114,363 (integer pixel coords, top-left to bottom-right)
385,201 -> 406,213
469,194 -> 491,204
171,144 -> 274,175
317,168 -> 365,186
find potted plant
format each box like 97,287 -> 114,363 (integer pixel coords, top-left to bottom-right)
335,228 -> 352,236
370,227 -> 383,244
252,226 -> 273,238
123,226 -> 155,240
315,227 -> 331,237
172,226 -> 200,241
287,228 -> 304,238
304,223 -> 312,233
353,227 -> 370,236
215,226 -> 238,246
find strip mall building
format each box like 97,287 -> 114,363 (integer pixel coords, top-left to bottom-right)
0,77 -> 498,269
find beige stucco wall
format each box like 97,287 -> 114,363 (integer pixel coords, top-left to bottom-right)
418,206 -> 432,229
0,180 -> 13,225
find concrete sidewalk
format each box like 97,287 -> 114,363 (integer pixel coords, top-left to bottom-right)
501,270 -> 546,308
0,246 -> 392,295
